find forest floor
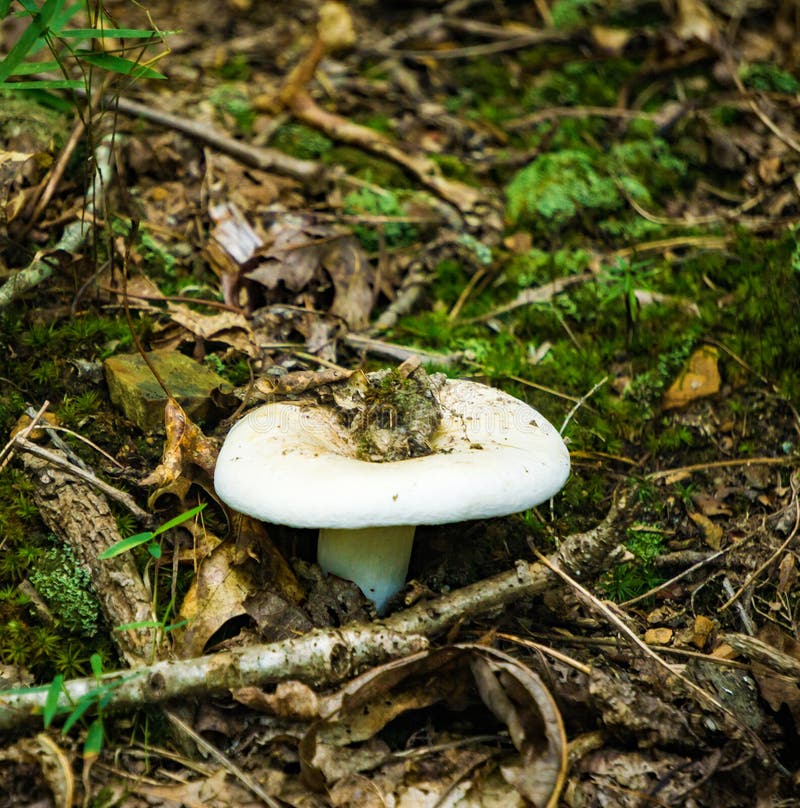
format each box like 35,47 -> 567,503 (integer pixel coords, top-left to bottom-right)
1,0 -> 800,805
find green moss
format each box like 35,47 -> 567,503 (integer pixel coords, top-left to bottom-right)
29,545 -> 101,636
343,187 -> 418,252
550,0 -> 600,28
740,63 -> 799,94
272,122 -> 333,160
208,85 -> 255,134
506,139 -> 686,232
601,527 -> 666,601
324,146 -> 411,187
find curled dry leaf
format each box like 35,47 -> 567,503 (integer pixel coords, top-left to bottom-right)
293,644 -> 566,808
141,398 -> 219,507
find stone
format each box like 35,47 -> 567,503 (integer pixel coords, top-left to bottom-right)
104,350 -> 229,433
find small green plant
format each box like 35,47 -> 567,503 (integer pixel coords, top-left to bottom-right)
99,503 -> 206,561
550,0 -> 599,28
739,63 -> 799,94
0,1 -> 171,93
602,527 -> 665,601
209,85 -> 255,134
272,122 -> 333,160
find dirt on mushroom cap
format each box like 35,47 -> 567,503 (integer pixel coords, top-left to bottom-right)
329,366 -> 446,462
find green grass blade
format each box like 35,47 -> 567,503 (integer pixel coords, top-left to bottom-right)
1,79 -> 84,89
152,503 -> 206,537
75,51 -> 166,79
98,531 -> 154,559
57,28 -> 177,39
43,675 -> 64,727
8,60 -> 62,74
62,694 -> 95,733
0,0 -> 63,83
83,719 -> 104,757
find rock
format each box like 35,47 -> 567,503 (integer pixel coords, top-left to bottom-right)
104,350 -> 229,433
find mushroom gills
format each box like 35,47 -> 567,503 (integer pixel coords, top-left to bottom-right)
317,524 -> 416,614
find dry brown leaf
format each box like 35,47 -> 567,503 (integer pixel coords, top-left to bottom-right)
662,345 -> 721,410
298,644 -> 566,807
166,304 -> 259,357
689,511 -> 724,549
173,538 -> 255,657
323,236 -> 374,330
174,513 -> 305,657
131,768 -> 260,808
255,367 -> 353,396
691,615 -> 715,649
674,0 -> 720,46
747,625 -> 800,731
141,398 -> 219,507
644,627 -> 673,645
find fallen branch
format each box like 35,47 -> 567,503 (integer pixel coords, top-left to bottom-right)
0,495 -> 626,730
21,451 -> 157,667
104,94 -> 325,189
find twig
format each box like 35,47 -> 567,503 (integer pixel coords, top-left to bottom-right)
619,548 -> 728,608
560,376 -> 607,435
646,456 -> 795,481
165,711 -> 284,808
507,105 -> 654,132
0,400 -> 50,472
101,94 -> 325,188
24,405 -> 90,471
463,272 -> 594,324
14,437 -> 150,523
344,333 -> 462,365
21,114 -> 87,237
0,626 -> 429,731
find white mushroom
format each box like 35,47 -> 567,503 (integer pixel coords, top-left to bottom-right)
214,379 -> 570,613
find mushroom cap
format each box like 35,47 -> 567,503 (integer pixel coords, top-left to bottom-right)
214,379 -> 570,528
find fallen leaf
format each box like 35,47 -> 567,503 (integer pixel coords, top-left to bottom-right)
141,398 -> 219,507
298,644 -> 567,806
662,345 -> 721,410
322,235 -> 374,330
644,627 -> 673,645
692,615 -> 715,649
689,511 -> 724,549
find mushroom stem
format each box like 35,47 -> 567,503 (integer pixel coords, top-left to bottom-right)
317,525 -> 416,614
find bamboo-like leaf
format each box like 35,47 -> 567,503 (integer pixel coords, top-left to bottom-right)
1,78 -> 83,89
57,27 -> 177,39
75,51 -> 166,79
9,60 -> 62,74
98,531 -> 154,559
0,0 -> 63,83
83,719 -> 104,757
152,503 -> 206,537
43,674 -> 64,727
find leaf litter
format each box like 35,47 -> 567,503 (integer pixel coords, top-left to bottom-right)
1,0 -> 800,805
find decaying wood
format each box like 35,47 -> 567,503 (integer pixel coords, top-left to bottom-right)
21,452 -> 157,667
0,495 -> 626,730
